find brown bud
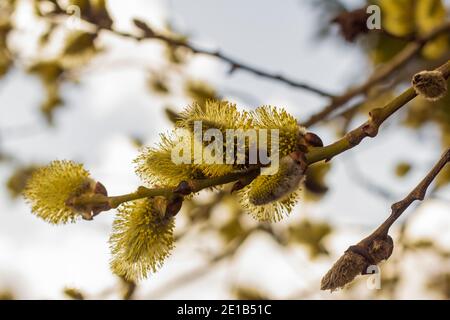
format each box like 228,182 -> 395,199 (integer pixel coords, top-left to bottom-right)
165,196 -> 183,219
79,211 -> 94,221
132,19 -> 155,37
91,181 -> 111,217
231,173 -> 259,194
174,181 -> 192,195
94,181 -> 108,196
370,236 -> 394,262
91,202 -> 112,217
66,180 -> 111,220
304,132 -> 324,147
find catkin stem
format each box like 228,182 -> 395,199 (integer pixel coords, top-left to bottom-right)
72,169 -> 260,210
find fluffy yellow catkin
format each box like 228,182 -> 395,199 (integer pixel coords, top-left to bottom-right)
175,100 -> 250,177
109,197 -> 175,281
134,131 -> 204,187
251,106 -> 306,158
23,160 -> 92,224
177,100 -> 251,134
135,101 -> 309,223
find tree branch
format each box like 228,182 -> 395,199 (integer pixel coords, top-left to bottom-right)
366,148 -> 450,242
48,6 -> 333,98
305,60 -> 450,164
321,148 -> 450,291
107,26 -> 335,97
71,60 -> 450,214
302,22 -> 450,127
71,168 -> 261,211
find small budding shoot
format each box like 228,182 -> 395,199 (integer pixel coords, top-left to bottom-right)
321,236 -> 394,291
109,197 -> 175,281
23,160 -> 103,224
135,130 -> 205,187
412,70 -> 448,101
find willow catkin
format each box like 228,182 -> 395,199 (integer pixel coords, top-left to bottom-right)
109,197 -> 175,281
23,160 -> 92,224
412,70 -> 447,101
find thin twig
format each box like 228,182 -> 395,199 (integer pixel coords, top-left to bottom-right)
305,60 -> 450,164
49,8 -> 333,98
321,148 -> 450,291
340,148 -> 450,260
109,28 -> 334,97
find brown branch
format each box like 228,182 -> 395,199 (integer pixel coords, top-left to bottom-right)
321,148 -> 450,291
302,22 -> 450,127
108,25 -> 334,97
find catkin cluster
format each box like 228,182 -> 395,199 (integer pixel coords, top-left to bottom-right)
136,100 -> 309,222
24,100 -> 314,281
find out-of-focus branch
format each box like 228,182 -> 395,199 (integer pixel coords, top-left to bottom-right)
368,148 -> 450,240
49,6 -> 333,98
111,25 -> 335,97
344,155 -> 395,200
302,22 -> 450,127
69,60 -> 450,217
